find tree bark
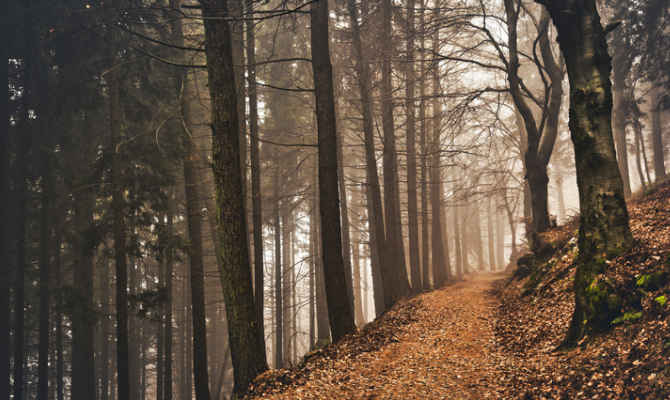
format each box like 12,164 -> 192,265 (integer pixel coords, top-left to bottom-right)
199,0 -> 269,393
419,1 -> 430,290
274,161 -> 283,368
337,128 -> 355,314
310,0 -> 356,342
37,166 -> 53,400
405,0 -> 422,294
164,193 -> 174,400
538,0 -> 634,346
246,0 -> 266,352
487,199 -> 496,271
430,96 -> 449,287
347,0 -> 398,310
504,3 -> 564,233
71,185 -> 96,400
0,0 -> 11,393
651,86 -> 667,183
381,0 -> 411,298
108,22 -> 130,400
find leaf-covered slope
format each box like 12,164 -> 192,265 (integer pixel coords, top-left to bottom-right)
494,182 -> 670,399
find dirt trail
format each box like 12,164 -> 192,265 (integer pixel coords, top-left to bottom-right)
253,272 -> 507,400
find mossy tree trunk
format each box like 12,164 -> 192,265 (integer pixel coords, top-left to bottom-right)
537,0 -> 634,346
310,0 -> 357,342
198,0 -> 269,395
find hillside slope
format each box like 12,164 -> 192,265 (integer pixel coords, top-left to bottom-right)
242,183 -> 670,400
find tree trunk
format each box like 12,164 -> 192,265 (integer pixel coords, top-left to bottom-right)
164,193 -> 174,400
539,0 -> 634,346
245,0 -> 266,352
651,86 -> 667,183
337,128 -> 355,314
504,3 -> 563,233
381,0 -> 411,300
107,21 -> 131,400
418,0 -> 430,291
0,0 -> 11,393
348,0 -> 402,310
453,194 -> 463,278
612,81 -> 631,198
180,50 -> 212,400
364,183 -> 385,317
405,0 -> 422,294
199,0 -> 269,394
430,111 -> 448,288
100,259 -> 111,400
487,199 -> 496,271
274,162 -> 283,368
310,0 -> 357,342
71,188 -> 96,400
37,163 -> 54,400
497,208 -> 506,268
472,204 -> 485,271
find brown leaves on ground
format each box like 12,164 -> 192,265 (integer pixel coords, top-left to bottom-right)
243,274 -> 503,399
493,182 -> 670,399
243,183 -> 670,400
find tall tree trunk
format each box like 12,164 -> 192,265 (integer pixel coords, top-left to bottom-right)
405,0 -> 422,294
651,86 -> 667,183
497,208 -> 506,268
310,0 -> 356,342
53,211 -> 64,400
100,259 -> 111,400
245,0 -> 266,352
180,50 -> 212,400
612,80 -> 631,197
37,165 -> 54,400
164,193 -> 174,400
555,168 -> 566,223
418,0 -> 430,292
347,0 -> 401,310
539,0 -> 634,346
472,204 -> 485,271
337,128 -> 355,314
129,247 -> 140,400
157,254 -> 164,400
461,204 -> 469,274
0,0 -> 11,393
199,0 -> 269,394
274,162 -> 283,368
108,22 -> 130,400
12,113 -> 31,400
453,191 -> 463,277
282,213 -> 290,365
504,4 -> 563,233
634,124 -> 647,190
364,183 -> 385,317
71,187 -> 96,400
487,199 -> 496,271
430,115 -> 448,287
381,0 -> 411,299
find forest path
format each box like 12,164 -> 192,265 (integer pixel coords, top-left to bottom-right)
253,272 -> 508,400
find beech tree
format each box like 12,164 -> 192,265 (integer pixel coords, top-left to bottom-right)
536,0 -> 635,345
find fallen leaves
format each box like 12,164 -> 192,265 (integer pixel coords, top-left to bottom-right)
241,183 -> 670,400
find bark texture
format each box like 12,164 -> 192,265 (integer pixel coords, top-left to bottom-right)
310,0 -> 357,342
538,0 -> 634,346
199,0 -> 269,394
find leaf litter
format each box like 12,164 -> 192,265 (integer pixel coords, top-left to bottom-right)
243,183 -> 670,400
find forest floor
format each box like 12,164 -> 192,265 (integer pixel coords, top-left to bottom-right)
243,183 -> 670,400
